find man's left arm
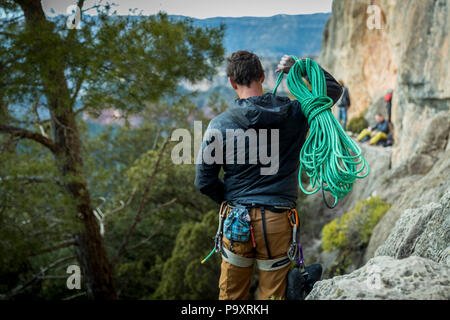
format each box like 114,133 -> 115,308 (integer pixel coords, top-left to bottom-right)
321,67 -> 343,105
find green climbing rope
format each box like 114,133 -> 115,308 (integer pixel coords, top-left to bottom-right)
273,56 -> 369,208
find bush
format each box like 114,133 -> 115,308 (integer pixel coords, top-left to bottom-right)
347,116 -> 369,134
322,197 -> 391,253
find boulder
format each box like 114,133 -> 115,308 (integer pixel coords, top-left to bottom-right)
306,256 -> 450,300
364,147 -> 450,261
375,191 -> 450,265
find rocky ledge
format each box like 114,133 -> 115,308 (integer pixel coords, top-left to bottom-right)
307,255 -> 450,300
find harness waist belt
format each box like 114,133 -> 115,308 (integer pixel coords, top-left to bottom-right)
226,203 -> 292,214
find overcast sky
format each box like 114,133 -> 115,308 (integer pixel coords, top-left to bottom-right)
42,0 -> 333,18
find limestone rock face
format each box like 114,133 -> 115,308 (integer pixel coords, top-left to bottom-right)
320,0 -> 449,166
306,256 -> 450,300
364,112 -> 450,261
303,112 -> 449,270
375,192 -> 450,265
304,2 -> 450,298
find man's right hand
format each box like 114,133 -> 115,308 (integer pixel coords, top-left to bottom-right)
276,55 -> 296,74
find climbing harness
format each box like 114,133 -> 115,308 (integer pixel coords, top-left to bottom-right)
221,247 -> 253,268
202,204 -> 291,271
220,246 -> 291,271
273,57 -> 370,209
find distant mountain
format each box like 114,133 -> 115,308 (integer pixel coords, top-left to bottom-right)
84,13 -> 331,124
170,13 -> 330,58
173,13 -> 331,108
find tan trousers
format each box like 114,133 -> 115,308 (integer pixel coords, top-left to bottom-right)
218,207 -> 292,300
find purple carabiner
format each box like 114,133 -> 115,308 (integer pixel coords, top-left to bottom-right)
296,243 -> 305,265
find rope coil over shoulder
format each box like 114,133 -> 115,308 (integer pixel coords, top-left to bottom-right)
273,57 -> 369,208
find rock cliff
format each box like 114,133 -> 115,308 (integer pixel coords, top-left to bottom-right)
320,0 -> 449,166
306,0 -> 450,299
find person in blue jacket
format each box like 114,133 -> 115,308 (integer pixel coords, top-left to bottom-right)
357,113 -> 390,145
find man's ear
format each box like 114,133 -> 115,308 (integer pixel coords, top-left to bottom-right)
260,73 -> 265,84
228,77 -> 238,90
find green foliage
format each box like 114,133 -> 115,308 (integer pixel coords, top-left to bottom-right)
0,1 -> 224,299
321,197 -> 391,277
154,210 -> 221,300
0,138 -> 78,299
83,119 -> 217,299
322,197 -> 391,253
1,5 -> 225,115
347,115 -> 369,134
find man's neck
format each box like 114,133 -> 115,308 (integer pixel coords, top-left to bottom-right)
237,84 -> 263,100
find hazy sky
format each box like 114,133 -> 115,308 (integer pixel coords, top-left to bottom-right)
42,0 -> 333,18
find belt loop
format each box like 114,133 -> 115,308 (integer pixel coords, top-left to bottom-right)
260,206 -> 272,259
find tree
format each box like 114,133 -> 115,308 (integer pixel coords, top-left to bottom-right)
0,0 -> 224,299
155,210 -> 221,299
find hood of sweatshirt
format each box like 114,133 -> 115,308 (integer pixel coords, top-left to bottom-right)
228,93 -> 295,129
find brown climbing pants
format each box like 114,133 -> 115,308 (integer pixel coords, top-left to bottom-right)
218,207 -> 292,300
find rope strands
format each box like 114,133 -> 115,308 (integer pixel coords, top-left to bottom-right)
273,56 -> 369,208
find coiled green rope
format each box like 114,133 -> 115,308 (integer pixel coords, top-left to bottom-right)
273,56 -> 369,208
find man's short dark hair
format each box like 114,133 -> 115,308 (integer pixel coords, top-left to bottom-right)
226,50 -> 264,87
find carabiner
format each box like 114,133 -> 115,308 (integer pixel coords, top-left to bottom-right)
288,209 -> 299,227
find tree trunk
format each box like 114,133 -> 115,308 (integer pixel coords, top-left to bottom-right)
16,0 -> 117,299
52,109 -> 117,300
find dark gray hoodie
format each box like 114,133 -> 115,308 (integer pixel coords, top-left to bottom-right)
195,68 -> 342,207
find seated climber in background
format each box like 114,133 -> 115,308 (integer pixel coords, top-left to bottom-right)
357,113 -> 390,145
